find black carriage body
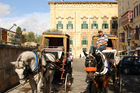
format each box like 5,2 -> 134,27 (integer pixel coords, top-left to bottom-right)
42,32 -> 72,85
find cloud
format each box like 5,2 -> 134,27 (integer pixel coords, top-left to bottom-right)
0,12 -> 50,35
0,3 -> 10,16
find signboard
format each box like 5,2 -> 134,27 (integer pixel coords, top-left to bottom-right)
0,30 -> 1,41
2,30 -> 7,41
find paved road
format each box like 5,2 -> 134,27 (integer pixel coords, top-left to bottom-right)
7,58 -> 87,93
7,58 -> 140,93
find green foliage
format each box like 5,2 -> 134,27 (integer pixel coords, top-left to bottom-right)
15,26 -> 22,38
11,26 -> 22,44
43,29 -> 62,34
35,35 -> 42,45
24,32 -> 35,42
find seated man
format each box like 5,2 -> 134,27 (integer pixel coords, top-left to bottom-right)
89,30 -> 108,54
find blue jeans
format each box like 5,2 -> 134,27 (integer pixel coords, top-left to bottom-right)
89,45 -> 107,53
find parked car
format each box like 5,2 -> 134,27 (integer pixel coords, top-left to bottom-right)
118,56 -> 140,93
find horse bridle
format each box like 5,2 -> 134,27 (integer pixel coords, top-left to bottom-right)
42,52 -> 64,71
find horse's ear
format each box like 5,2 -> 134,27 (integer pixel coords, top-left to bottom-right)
11,61 -> 16,65
83,51 -> 88,57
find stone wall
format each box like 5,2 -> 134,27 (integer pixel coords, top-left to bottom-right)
0,45 -> 36,92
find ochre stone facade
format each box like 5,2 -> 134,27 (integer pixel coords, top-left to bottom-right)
48,1 -> 118,58
118,0 -> 140,55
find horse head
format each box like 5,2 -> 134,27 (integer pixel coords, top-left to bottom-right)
83,50 -> 108,78
11,51 -> 38,84
83,51 -> 97,78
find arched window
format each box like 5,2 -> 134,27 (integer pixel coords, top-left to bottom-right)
67,21 -> 73,29
91,21 -> 98,29
81,21 -> 88,29
102,21 -> 109,29
82,38 -> 88,45
112,20 -> 118,29
70,39 -> 73,45
56,21 -> 63,29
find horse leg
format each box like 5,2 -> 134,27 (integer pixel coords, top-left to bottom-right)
37,72 -> 43,93
46,78 -> 51,93
29,77 -> 37,93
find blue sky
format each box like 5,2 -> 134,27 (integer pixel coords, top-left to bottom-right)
0,0 -> 116,34
0,0 -> 50,17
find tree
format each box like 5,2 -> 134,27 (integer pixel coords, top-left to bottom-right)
11,26 -> 22,44
15,26 -> 22,38
35,34 -> 42,45
43,29 -> 62,34
24,32 -> 35,42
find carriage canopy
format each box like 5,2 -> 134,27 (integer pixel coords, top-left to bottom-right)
42,32 -> 70,57
92,34 -> 118,51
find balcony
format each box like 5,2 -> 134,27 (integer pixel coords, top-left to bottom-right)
120,10 -> 133,26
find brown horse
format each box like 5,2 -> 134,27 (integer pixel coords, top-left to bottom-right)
84,50 -> 111,93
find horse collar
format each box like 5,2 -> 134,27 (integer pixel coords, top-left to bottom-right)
33,52 -> 38,71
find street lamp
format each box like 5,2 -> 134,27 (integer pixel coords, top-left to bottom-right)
9,24 -> 17,31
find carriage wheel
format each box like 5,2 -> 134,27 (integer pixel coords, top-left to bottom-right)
65,73 -> 70,93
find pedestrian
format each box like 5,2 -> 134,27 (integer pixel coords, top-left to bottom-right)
89,30 -> 108,54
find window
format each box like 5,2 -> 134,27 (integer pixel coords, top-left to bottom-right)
70,48 -> 72,52
81,21 -> 88,29
91,21 -> 98,29
102,21 -> 109,29
67,21 -> 73,29
56,21 -> 63,29
82,48 -> 87,52
70,39 -> 73,45
134,5 -> 138,18
82,38 -> 88,45
112,21 -> 118,29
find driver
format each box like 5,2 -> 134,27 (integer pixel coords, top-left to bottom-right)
89,30 -> 108,53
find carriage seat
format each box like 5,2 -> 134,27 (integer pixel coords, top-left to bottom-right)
42,48 -> 63,59
106,47 -> 112,50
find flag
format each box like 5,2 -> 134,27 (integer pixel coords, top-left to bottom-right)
61,0 -> 64,2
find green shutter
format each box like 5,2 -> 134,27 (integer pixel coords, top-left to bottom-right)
70,39 -> 73,45
106,24 -> 109,29
81,40 -> 83,45
56,24 -> 58,29
72,24 -> 73,29
102,24 -> 104,29
91,24 -> 93,29
62,24 -> 63,29
96,24 -> 98,29
87,24 -> 88,29
86,40 -> 88,45
67,24 -> 68,29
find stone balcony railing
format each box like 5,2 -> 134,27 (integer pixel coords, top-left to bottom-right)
120,10 -> 133,26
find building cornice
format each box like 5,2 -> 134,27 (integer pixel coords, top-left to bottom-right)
48,1 -> 118,5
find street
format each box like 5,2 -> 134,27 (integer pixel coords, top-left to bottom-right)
7,58 -> 88,93
6,58 -> 140,93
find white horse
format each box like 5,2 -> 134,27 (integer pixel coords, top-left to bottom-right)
11,51 -> 56,93
40,53 -> 56,93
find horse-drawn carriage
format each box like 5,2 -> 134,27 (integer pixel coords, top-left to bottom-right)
84,34 -> 120,93
42,32 -> 73,92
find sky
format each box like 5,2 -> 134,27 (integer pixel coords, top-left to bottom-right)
0,0 -> 116,35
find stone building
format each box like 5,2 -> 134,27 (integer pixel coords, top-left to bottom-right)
118,0 -> 140,55
48,1 -> 118,58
